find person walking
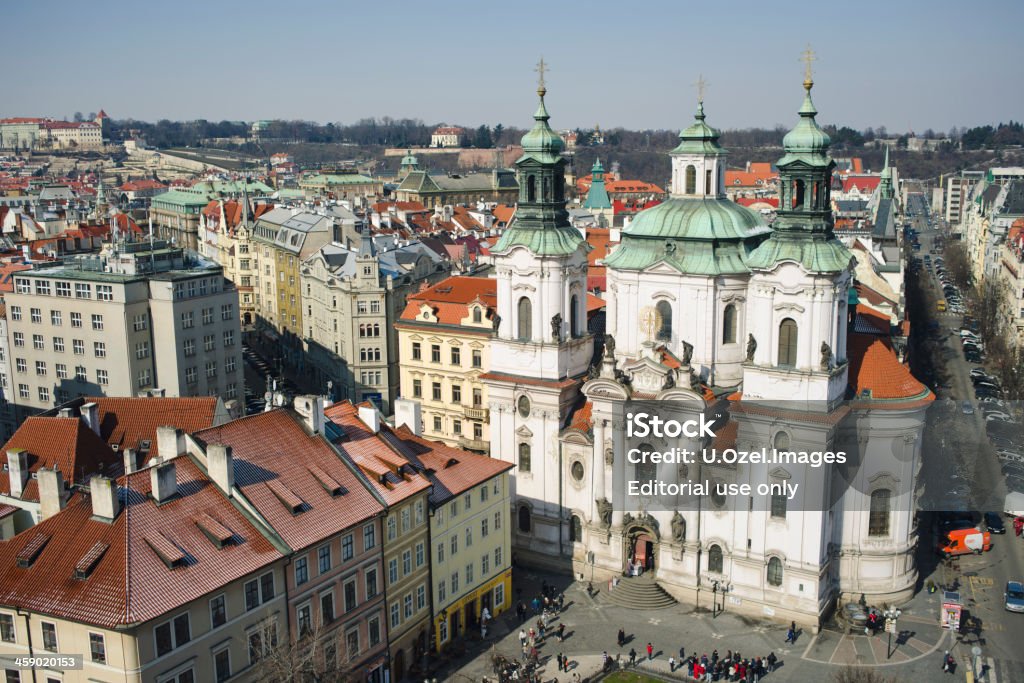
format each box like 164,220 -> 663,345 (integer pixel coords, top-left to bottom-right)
557,653 -> 564,672
629,648 -> 637,666
519,629 -> 526,648
766,652 -> 776,673
668,655 -> 676,672
558,623 -> 565,642
617,627 -> 625,646
647,642 -> 654,660
785,626 -> 794,644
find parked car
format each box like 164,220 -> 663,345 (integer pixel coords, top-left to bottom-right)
1005,581 -> 1024,612
985,512 -> 1006,534
962,402 -> 975,415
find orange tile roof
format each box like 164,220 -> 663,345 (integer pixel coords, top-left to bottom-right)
0,262 -> 31,293
0,456 -> 282,629
566,400 -> 593,433
846,333 -> 931,402
195,410 -> 384,551
399,275 -> 497,325
586,293 -> 605,313
603,180 -> 665,194
0,417 -> 119,502
88,396 -> 222,459
842,176 -> 882,193
492,204 -> 516,224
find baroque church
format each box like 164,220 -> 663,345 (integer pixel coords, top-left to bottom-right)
482,66 -> 933,629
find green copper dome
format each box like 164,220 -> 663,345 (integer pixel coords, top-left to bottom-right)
401,150 -> 418,166
518,88 -> 564,165
779,89 -> 832,167
670,101 -> 726,156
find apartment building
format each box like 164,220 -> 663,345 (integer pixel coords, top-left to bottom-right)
325,401 -> 434,681
251,208 -> 334,367
0,455 -> 288,683
945,170 -> 984,227
151,180 -> 274,251
4,241 -> 244,417
0,305 -> 15,441
193,401 -> 390,681
396,276 -> 496,452
301,233 -> 451,413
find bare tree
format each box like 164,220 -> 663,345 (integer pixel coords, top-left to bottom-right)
832,666 -> 899,683
942,242 -> 972,289
254,619 -> 359,683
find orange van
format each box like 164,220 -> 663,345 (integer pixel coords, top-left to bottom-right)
938,527 -> 991,558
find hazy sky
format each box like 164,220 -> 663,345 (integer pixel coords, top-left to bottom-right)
6,0 -> 1022,133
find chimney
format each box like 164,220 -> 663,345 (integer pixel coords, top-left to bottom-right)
90,475 -> 120,521
294,395 -> 325,435
394,398 -> 422,437
207,443 -> 234,495
7,449 -> 28,498
358,404 -> 380,434
58,408 -> 74,418
156,426 -> 184,459
38,467 -> 66,519
123,447 -> 137,475
80,401 -> 100,436
150,460 -> 178,504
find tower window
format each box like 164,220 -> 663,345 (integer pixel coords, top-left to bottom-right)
518,442 -> 531,472
685,165 -> 696,195
570,515 -> 582,543
722,304 -> 737,344
656,300 -> 672,342
570,294 -> 580,338
705,169 -> 712,195
868,489 -> 891,536
766,557 -> 783,587
777,318 -> 798,368
518,506 -> 531,533
526,175 -> 536,202
543,177 -> 551,202
517,297 -> 532,341
708,544 -> 723,573
794,180 -> 805,209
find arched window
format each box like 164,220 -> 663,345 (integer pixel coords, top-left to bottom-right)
472,307 -> 482,323
570,294 -> 580,338
705,169 -> 712,195
777,318 -> 798,368
518,505 -> 531,533
766,557 -> 783,586
518,442 -> 531,473
526,175 -> 536,202
722,304 -> 737,344
773,431 -> 791,452
517,297 -> 532,342
868,489 -> 891,536
543,177 -> 551,202
685,165 -> 696,194
656,300 -> 672,342
708,544 -> 723,573
570,515 -> 582,543
794,179 -> 805,209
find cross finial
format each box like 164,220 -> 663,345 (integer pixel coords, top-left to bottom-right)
535,57 -> 548,97
692,74 -> 709,104
800,44 -> 816,92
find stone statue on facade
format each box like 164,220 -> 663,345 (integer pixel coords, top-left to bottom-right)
587,363 -> 600,380
746,334 -> 757,362
596,497 -> 613,529
820,342 -> 832,371
662,371 -> 675,390
681,340 -> 694,365
604,333 -> 616,359
671,511 -> 686,544
491,313 -> 501,333
551,313 -> 562,341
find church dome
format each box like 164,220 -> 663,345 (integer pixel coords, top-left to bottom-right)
779,89 -> 831,165
622,197 -> 766,241
519,86 -> 564,163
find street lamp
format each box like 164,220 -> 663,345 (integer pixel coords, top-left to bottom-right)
882,606 -> 902,659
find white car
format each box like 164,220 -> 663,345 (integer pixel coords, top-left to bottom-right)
987,413 -> 1013,423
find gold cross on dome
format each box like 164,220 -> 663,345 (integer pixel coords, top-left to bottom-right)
800,44 -> 817,90
535,57 -> 548,95
692,74 -> 709,104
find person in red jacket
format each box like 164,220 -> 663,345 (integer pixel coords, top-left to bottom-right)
646,642 -> 654,660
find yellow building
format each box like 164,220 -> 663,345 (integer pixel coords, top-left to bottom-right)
397,276 -> 497,453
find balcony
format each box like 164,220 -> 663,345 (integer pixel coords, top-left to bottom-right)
458,437 -> 489,454
464,405 -> 488,421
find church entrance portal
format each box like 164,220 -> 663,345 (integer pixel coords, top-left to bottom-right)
626,527 -> 657,575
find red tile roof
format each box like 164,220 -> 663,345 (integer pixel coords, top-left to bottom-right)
89,396 -> 224,459
566,400 -> 593,433
846,333 -> 931,402
399,276 -> 497,326
0,457 -> 283,628
0,417 -> 119,502
119,179 -> 166,192
842,176 -> 882,193
492,204 -> 516,225
195,410 -> 384,551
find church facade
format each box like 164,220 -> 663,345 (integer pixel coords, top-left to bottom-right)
484,72 -> 930,629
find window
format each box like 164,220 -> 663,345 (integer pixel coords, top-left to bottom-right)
136,341 -> 150,359
518,506 -> 531,533
41,622 -> 58,651
154,613 -> 190,656
437,543 -> 444,563
430,344 -> 441,363
404,593 -> 413,619
481,486 -> 488,502
214,648 -> 231,682
869,489 -> 891,536
133,314 -> 148,331
766,557 -> 783,587
70,312 -> 82,328
35,281 -> 51,296
517,395 -> 530,417
415,542 -> 425,567
412,342 -> 421,360
30,308 -> 41,324
12,333 -> 23,348
438,618 -> 448,643
183,339 -> 195,356
368,615 -> 381,646
318,545 -> 332,574
72,339 -> 84,355
38,387 -> 49,403
206,361 -> 217,378
450,535 -> 458,555
35,360 -> 46,376
481,518 -> 489,538
50,310 -> 61,326
412,379 -> 422,398
89,632 -> 106,663
370,301 -> 381,313
0,613 -> 13,642
451,346 -> 461,365
432,382 -> 441,401
96,369 -> 108,386
137,369 -> 151,388
685,164 -> 697,194
295,556 -> 309,585
15,359 -> 25,373
75,283 -> 91,299
473,307 -> 483,323
296,603 -> 312,637
390,602 -> 400,629
343,579 -> 357,613
518,442 -> 531,472
204,335 -> 215,352
482,553 -> 490,575
389,558 -> 399,584
342,534 -> 354,561
495,583 -> 505,608
223,330 -> 234,347
723,304 -> 737,344
75,366 -> 86,381
770,484 -> 788,519
570,294 -> 580,337
387,516 -> 397,540
656,300 -> 672,342
450,571 -> 459,594
415,500 -> 424,525
364,523 -> 375,550
453,419 -> 462,434
452,384 -> 462,403
94,341 -> 106,358
181,311 -> 194,329
91,314 -> 103,331
708,544 -> 723,573
210,594 -> 226,628
320,591 -> 334,624
472,349 -> 482,368
517,297 -> 532,341
52,337 -> 64,353
260,573 -> 275,601
401,507 -> 411,532
9,306 -> 20,322
247,620 -> 278,665
366,567 -> 378,598
495,511 -> 502,530
55,281 -> 71,297
221,304 -> 233,320
226,356 -> 237,374
417,584 -> 426,610
32,334 -> 43,350
18,384 -> 28,400
776,318 -> 799,367
96,285 -> 113,301
466,563 -> 474,584
202,307 -> 214,325
438,580 -> 446,603
403,549 -> 412,575
465,527 -> 473,548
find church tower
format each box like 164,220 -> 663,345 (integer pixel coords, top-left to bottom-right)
742,63 -> 854,408
483,66 -> 593,566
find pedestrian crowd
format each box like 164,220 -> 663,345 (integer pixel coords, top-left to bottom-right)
618,629 -> 783,682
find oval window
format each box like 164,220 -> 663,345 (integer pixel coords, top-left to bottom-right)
517,395 -> 531,418
571,461 -> 584,481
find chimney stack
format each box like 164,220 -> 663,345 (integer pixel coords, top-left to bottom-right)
58,408 -> 74,418
358,404 -> 380,434
90,476 -> 120,521
7,449 -> 28,499
37,467 -> 66,520
123,447 -> 137,475
294,395 -> 325,435
156,426 -> 184,459
394,398 -> 422,437
150,460 -> 178,504
207,443 -> 234,495
80,402 -> 101,436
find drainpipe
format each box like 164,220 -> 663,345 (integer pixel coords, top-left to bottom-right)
558,440 -> 565,559
16,608 -> 36,683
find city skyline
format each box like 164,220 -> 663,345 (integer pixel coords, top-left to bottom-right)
5,0 -> 1023,133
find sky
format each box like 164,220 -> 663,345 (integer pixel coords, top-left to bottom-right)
5,0 -> 1023,134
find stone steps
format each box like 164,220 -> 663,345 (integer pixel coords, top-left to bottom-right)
602,575 -> 678,610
